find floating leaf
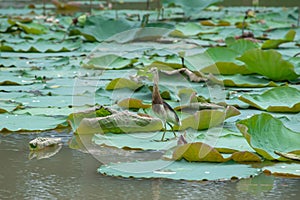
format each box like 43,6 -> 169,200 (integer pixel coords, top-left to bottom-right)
75,110 -> 163,134
173,142 -> 228,162
0,113 -> 68,132
106,78 -> 143,90
98,159 -> 261,181
237,49 -> 298,81
1,39 -> 81,52
93,132 -> 177,151
227,39 -> 260,55
209,74 -> 281,87
118,98 -> 151,109
83,54 -> 134,70
8,19 -> 48,34
239,86 -> 300,112
173,141 -> 261,163
200,47 -> 251,75
263,163 -> 300,177
72,16 -> 139,42
196,128 -> 254,153
236,113 -> 300,161
262,30 -> 296,49
179,106 -> 240,131
164,0 -> 223,18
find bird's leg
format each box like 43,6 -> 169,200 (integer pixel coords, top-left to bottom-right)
160,122 -> 167,141
167,122 -> 177,138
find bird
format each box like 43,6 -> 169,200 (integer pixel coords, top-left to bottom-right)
150,68 -> 181,141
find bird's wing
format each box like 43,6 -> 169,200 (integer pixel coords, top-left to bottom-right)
163,101 -> 180,125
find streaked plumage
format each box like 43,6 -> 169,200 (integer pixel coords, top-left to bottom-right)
151,68 -> 180,141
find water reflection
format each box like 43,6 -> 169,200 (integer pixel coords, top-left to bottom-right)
0,132 -> 299,200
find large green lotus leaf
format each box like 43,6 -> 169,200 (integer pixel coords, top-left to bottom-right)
179,106 -> 240,131
106,78 -> 143,90
196,128 -> 254,153
0,39 -> 81,52
263,163 -> 300,177
0,113 -> 68,132
236,113 -> 300,161
83,54 -> 134,70
237,49 -> 298,81
171,23 -> 217,37
98,159 -> 261,181
262,30 -> 296,49
72,16 -> 139,42
227,39 -> 260,55
200,47 -> 251,75
15,21 -> 48,34
163,0 -> 223,18
209,74 -> 281,87
93,132 -> 177,151
239,86 -> 300,112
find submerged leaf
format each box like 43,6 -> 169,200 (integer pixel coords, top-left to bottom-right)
236,113 -> 300,161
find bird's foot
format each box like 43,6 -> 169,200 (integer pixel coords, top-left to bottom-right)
152,138 -> 170,142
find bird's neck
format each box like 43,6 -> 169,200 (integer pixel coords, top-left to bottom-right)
152,69 -> 163,104
152,83 -> 163,104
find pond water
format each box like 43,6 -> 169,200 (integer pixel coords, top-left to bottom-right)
1,131 -> 299,200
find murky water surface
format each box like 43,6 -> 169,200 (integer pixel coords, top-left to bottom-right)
1,131 -> 299,200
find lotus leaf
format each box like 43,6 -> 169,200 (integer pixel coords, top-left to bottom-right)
209,74 -> 281,87
75,110 -> 163,134
237,49 -> 298,81
0,113 -> 68,132
0,100 -> 21,113
98,159 -> 261,181
163,0 -> 223,18
106,78 -> 143,90
200,47 -> 251,75
263,163 -> 300,177
0,39 -> 81,52
179,106 -> 240,131
239,86 -> 300,112
173,142 -> 261,162
117,98 -> 151,109
236,113 -> 300,161
72,16 -> 139,42
83,54 -> 134,70
262,30 -> 296,49
93,132 -> 177,151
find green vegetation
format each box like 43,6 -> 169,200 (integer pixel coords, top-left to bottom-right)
0,0 -> 299,180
